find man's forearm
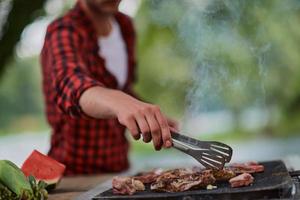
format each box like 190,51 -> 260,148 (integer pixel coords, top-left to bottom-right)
79,85 -> 173,150
79,86 -> 119,119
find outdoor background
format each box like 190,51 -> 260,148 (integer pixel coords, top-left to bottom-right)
0,0 -> 300,170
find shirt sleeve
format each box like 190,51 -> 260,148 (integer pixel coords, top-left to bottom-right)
46,23 -> 103,118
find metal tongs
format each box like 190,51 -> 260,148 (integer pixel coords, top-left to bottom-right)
171,131 -> 233,170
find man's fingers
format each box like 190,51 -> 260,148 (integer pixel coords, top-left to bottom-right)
154,110 -> 172,148
117,103 -> 172,149
123,116 -> 140,140
169,126 -> 178,133
167,118 -> 179,131
142,132 -> 152,143
135,113 -> 152,143
145,112 -> 162,150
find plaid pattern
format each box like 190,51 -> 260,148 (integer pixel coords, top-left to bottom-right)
40,2 -> 136,175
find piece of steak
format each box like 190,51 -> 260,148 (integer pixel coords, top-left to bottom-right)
193,167 -> 236,182
229,173 -> 254,188
245,161 -> 265,172
133,169 -> 163,184
212,168 -> 236,181
150,169 -> 216,193
229,162 -> 264,174
112,176 -> 145,195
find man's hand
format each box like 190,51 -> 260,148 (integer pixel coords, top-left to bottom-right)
116,99 -> 172,150
166,117 -> 179,132
79,86 -> 173,150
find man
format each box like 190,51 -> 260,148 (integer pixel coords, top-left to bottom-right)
41,0 -> 177,175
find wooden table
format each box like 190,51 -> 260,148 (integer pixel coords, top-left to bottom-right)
48,174 -> 113,200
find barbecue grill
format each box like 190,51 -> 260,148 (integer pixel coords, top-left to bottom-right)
76,160 -> 300,200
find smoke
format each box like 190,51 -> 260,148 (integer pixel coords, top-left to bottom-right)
176,0 -> 272,114
147,0 -> 300,132
151,0 -> 287,114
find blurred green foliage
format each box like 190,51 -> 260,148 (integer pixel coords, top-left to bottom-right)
0,57 -> 47,134
143,0 -> 300,135
134,1 -> 190,117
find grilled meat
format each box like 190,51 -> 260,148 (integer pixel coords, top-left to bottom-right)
212,168 -> 236,181
133,169 -> 163,184
229,173 -> 254,188
229,162 -> 264,174
112,162 -> 264,195
246,161 -> 264,172
150,169 -> 215,193
112,176 -> 145,195
193,167 -> 236,182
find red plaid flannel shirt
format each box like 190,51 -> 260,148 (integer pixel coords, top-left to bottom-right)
40,2 -> 136,175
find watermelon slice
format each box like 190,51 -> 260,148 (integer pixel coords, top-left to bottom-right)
21,150 -> 66,189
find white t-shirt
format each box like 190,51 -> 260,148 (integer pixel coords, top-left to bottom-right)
98,19 -> 128,88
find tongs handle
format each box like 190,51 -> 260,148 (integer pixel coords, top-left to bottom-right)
171,131 -> 204,152
171,131 -> 209,148
172,138 -> 191,152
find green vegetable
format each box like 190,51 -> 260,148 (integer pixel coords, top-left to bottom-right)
27,176 -> 48,200
0,160 -> 48,200
0,182 -> 18,200
0,160 -> 32,197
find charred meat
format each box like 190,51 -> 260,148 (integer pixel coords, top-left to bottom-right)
150,169 -> 216,193
229,161 -> 264,174
229,173 -> 254,188
133,169 -> 163,184
212,168 -> 236,181
112,176 -> 145,195
112,162 -> 264,195
193,167 -> 236,181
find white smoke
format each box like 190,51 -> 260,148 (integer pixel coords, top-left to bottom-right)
146,0 -> 300,134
